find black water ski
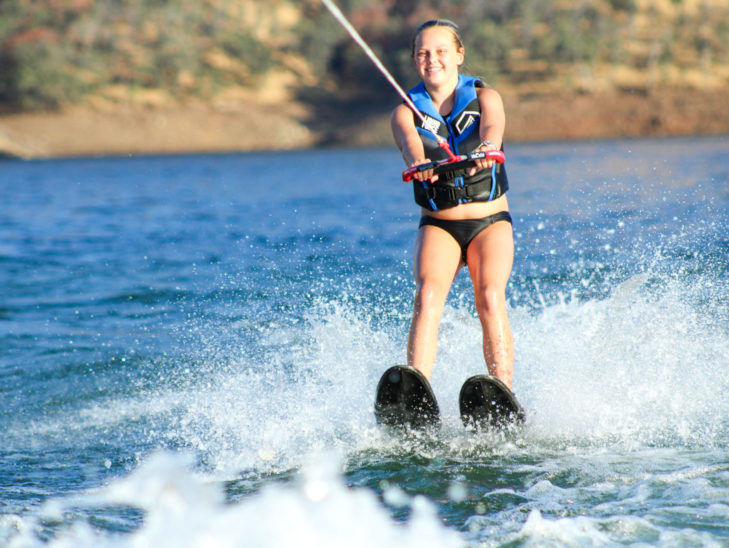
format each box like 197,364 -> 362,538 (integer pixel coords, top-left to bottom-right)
459,375 -> 525,429
375,366 -> 440,430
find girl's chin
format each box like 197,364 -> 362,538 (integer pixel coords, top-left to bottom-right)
422,72 -> 454,86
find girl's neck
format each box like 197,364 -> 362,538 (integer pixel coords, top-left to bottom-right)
425,77 -> 458,116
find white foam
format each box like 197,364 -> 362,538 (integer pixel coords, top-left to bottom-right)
514,272 -> 729,447
8,452 -> 463,548
519,509 -> 612,547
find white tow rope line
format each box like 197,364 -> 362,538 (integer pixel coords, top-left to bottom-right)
320,1 -> 435,129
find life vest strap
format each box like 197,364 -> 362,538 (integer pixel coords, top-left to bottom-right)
417,178 -> 495,211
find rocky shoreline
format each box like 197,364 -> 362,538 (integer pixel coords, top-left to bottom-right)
1,88 -> 728,159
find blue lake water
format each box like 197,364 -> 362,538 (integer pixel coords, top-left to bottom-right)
1,135 -> 729,546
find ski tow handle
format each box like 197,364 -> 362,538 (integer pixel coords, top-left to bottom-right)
402,150 -> 505,182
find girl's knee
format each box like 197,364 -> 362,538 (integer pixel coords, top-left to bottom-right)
475,286 -> 506,317
415,278 -> 450,308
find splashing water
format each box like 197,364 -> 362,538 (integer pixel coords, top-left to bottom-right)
2,137 -> 729,546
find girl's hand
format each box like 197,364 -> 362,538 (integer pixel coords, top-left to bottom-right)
469,140 -> 497,176
410,158 -> 438,183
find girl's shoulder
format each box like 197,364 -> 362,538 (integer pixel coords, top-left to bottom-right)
476,85 -> 502,101
391,102 -> 415,129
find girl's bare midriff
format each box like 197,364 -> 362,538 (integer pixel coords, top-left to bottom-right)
421,194 -> 509,220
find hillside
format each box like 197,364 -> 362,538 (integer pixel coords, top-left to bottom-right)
1,0 -> 728,158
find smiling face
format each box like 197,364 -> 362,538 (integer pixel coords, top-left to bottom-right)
412,25 -> 465,90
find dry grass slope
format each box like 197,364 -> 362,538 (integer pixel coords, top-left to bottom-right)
1,0 -> 727,157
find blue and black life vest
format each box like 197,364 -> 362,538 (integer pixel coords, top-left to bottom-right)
407,74 -> 509,211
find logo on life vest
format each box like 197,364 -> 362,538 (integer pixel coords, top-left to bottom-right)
421,115 -> 442,136
454,110 -> 479,136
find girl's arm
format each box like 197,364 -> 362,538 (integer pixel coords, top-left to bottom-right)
391,104 -> 436,182
471,87 -> 506,173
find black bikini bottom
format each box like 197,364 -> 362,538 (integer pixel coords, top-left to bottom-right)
418,211 -> 513,263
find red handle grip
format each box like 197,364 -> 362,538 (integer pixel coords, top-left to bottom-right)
401,150 -> 505,182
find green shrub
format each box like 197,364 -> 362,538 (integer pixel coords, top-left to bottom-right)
12,39 -> 87,109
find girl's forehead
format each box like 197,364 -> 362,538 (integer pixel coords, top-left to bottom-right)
415,26 -> 456,48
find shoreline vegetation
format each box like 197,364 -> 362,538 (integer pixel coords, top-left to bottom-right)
1,0 -> 728,159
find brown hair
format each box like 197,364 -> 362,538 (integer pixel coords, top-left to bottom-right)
411,19 -> 464,56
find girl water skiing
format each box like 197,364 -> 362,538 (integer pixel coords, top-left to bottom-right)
391,20 -> 515,389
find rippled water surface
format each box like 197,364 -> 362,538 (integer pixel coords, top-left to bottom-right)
1,136 -> 728,546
